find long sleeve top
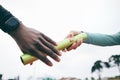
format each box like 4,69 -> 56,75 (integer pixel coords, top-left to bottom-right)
84,32 -> 120,46
0,5 -> 15,33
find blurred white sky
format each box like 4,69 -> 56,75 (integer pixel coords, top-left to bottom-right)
0,0 -> 120,79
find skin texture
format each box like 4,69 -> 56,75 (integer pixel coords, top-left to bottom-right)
9,22 -> 61,66
63,31 -> 83,51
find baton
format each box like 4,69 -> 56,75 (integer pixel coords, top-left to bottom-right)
20,33 -> 87,65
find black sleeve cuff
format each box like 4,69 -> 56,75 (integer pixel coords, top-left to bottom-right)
0,5 -> 20,33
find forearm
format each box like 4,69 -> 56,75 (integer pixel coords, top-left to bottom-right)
84,32 -> 120,46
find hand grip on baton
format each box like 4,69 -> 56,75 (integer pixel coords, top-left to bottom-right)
20,33 -> 87,65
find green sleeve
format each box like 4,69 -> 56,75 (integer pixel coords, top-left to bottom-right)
84,32 -> 120,46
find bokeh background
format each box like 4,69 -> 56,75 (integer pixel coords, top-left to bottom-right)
0,0 -> 120,79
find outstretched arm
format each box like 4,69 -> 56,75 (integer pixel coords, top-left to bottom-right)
84,32 -> 120,46
63,31 -> 120,51
0,5 -> 61,66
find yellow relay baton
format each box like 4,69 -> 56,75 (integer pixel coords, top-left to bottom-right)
20,33 -> 87,65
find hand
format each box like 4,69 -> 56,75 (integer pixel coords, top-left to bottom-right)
9,23 -> 61,66
63,31 -> 83,51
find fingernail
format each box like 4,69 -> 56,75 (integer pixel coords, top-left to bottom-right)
57,58 -> 60,62
55,42 -> 58,46
58,52 -> 62,56
48,62 -> 53,66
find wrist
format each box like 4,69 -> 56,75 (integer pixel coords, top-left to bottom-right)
4,17 -> 20,33
9,22 -> 25,37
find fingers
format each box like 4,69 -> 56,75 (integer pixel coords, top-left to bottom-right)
63,31 -> 82,51
66,31 -> 80,38
27,47 -> 53,66
39,37 -> 62,56
41,33 -> 62,56
41,33 -> 57,46
30,33 -> 61,66
66,33 -> 74,38
67,39 -> 83,51
69,31 -> 81,36
34,41 -> 61,62
22,33 -> 62,66
62,39 -> 83,52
